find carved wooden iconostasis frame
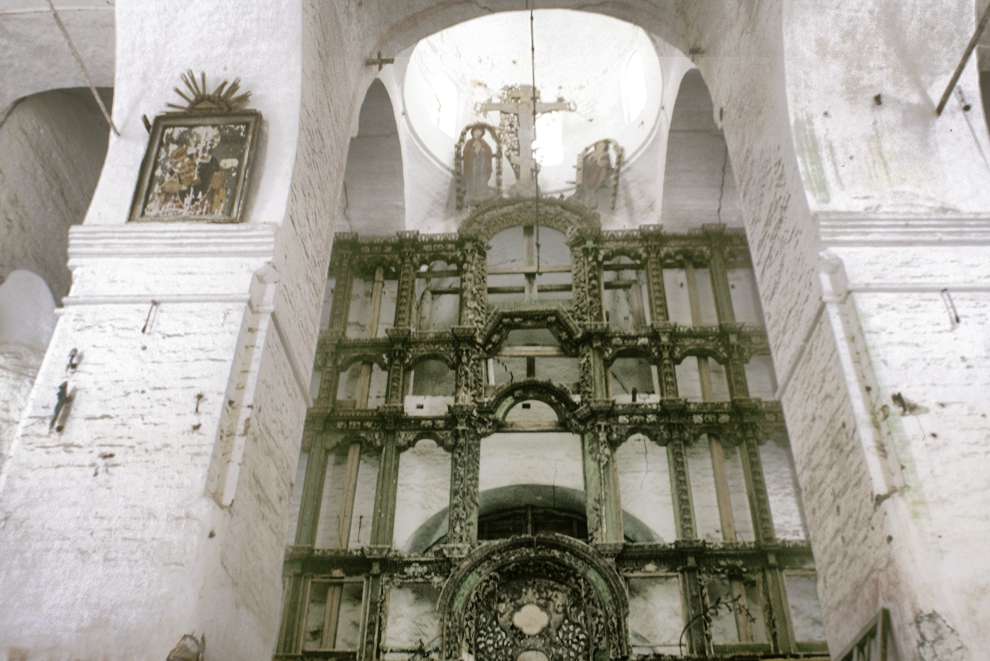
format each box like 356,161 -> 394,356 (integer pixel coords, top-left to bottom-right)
275,198 -> 829,661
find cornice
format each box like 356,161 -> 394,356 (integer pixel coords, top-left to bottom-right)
816,212 -> 990,246
67,222 -> 278,261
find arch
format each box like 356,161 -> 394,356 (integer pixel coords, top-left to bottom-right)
660,69 -> 741,229
607,353 -> 658,403
0,8 -> 114,114
341,80 -> 405,235
437,534 -> 630,660
0,87 -> 113,300
404,484 -> 660,553
336,352 -> 388,372
377,2 -> 694,65
488,379 -> 579,424
404,356 -> 455,397
479,308 -> 582,354
459,197 -> 599,242
405,351 -> 456,370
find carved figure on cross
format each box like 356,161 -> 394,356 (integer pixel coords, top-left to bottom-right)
476,84 -> 575,196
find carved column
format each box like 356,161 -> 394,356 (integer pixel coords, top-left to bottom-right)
445,406 -> 482,550
458,239 -> 488,327
666,434 -> 695,540
276,570 -> 306,654
384,328 -> 409,405
656,329 -> 679,399
642,225 -> 669,324
370,406 -> 403,548
294,437 -> 329,547
704,225 -> 735,325
392,234 -> 419,330
570,232 -> 604,324
452,326 -> 483,405
361,560 -> 388,661
580,322 -> 622,543
582,412 -> 622,544
740,427 -> 776,543
327,235 -> 358,336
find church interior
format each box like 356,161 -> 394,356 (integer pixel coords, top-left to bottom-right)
2,2 -> 990,660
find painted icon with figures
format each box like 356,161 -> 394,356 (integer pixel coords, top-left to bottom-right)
130,111 -> 260,223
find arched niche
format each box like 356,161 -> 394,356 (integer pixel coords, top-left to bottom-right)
674,352 -> 731,402
660,69 -> 740,229
404,356 -> 455,415
607,352 -> 659,403
335,358 -> 388,409
342,80 -> 405,235
0,87 -> 113,300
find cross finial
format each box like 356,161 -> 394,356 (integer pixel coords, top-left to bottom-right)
366,50 -> 395,72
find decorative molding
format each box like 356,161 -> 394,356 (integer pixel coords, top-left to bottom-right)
67,222 -> 278,261
816,211 -> 990,246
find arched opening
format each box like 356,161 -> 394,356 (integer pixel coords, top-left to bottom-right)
341,80 -> 405,234
675,353 -> 730,401
413,259 -> 461,330
660,70 -> 740,229
608,353 -> 659,403
0,87 -> 113,300
335,359 -> 388,409
603,254 -> 649,331
0,271 -> 56,473
404,357 -> 455,415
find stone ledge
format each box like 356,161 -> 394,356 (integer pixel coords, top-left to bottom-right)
816,212 -> 990,245
67,221 -> 279,260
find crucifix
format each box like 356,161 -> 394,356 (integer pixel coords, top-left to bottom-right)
365,50 -> 394,71
477,84 -> 575,196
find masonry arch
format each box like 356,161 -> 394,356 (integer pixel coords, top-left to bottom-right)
341,79 -> 405,235
0,87 -> 113,300
0,4 -> 115,115
661,69 -> 741,229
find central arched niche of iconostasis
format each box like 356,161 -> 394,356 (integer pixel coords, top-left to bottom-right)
340,80 -> 405,235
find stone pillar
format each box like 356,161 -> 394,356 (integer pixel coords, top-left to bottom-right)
0,3 -> 338,657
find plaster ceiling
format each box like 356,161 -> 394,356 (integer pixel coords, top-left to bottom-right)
403,10 -> 663,192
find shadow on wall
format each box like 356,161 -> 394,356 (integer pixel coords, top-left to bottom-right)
0,87 -> 113,301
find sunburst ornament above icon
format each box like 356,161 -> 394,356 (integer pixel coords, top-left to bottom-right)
167,70 -> 252,113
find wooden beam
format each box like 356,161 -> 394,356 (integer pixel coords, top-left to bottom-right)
936,0 -> 990,115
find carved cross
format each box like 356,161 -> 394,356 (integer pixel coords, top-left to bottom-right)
477,85 -> 575,196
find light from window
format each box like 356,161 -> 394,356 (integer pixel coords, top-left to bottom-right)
622,51 -> 647,123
